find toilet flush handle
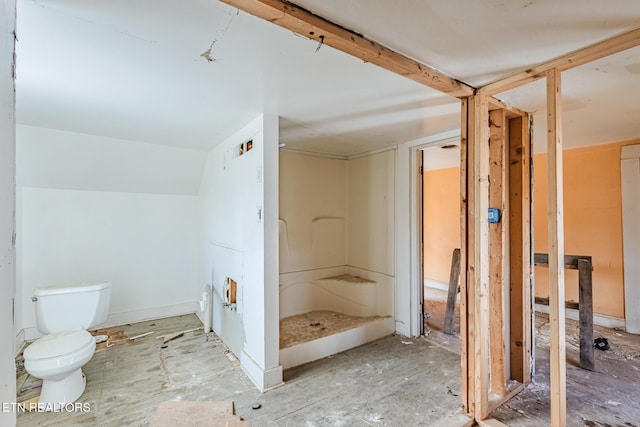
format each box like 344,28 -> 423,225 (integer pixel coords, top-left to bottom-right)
31,296 -> 37,302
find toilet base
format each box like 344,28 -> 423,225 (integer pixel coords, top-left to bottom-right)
38,368 -> 86,410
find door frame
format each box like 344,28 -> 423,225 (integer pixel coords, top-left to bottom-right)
622,144 -> 640,334
403,131 -> 460,337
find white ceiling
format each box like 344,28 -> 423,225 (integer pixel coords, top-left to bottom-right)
16,0 -> 640,159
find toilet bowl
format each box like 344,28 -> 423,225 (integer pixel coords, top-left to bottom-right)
23,330 -> 96,406
24,281 -> 111,408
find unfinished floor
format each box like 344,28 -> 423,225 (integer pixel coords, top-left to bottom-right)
424,287 -> 640,427
16,314 -> 462,426
15,300 -> 640,427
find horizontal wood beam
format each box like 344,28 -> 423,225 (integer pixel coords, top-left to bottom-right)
534,253 -> 593,270
534,296 -> 579,311
478,27 -> 640,95
220,0 -> 474,97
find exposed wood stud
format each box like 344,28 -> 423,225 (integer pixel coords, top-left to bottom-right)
220,0 -> 474,97
546,67 -> 567,427
471,94 -> 491,420
464,97 -> 533,423
488,108 -> 506,396
460,97 -> 472,413
479,27 -> 640,95
521,114 -> 533,385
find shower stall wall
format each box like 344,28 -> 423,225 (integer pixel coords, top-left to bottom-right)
279,150 -> 396,369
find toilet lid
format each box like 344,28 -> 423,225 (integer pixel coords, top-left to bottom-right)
23,330 -> 95,361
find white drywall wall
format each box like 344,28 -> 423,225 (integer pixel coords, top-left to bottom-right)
200,114 -> 282,391
19,188 -> 201,337
17,126 -> 205,339
17,125 -> 206,195
279,152 -> 347,273
1,1 -> 16,424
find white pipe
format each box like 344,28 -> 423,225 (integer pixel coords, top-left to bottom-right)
130,331 -> 154,340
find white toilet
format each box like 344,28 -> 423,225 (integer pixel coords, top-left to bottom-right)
23,281 -> 111,408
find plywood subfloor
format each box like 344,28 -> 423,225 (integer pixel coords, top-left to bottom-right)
149,401 -> 248,427
280,310 -> 386,349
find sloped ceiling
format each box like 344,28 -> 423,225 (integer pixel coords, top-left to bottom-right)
16,0 -> 640,158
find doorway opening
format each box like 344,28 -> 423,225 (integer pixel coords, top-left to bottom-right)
420,143 -> 462,336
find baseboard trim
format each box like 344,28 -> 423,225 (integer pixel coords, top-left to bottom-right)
534,303 -> 626,329
240,350 -> 283,392
104,301 -> 199,330
23,301 -> 198,341
424,279 -> 449,292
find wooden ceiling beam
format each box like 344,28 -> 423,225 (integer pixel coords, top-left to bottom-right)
219,0 -> 475,97
478,27 -> 640,96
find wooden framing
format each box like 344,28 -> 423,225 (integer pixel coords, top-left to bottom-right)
488,108 -> 506,396
534,253 -> 594,371
546,68 -> 567,427
214,5 -> 640,426
459,97 -> 471,413
508,115 -> 532,384
479,27 -> 640,95
219,0 -> 474,97
462,97 -> 533,421
471,94 -> 491,420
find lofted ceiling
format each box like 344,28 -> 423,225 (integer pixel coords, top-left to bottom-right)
16,0 -> 640,160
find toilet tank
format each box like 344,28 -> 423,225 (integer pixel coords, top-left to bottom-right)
33,281 -> 112,334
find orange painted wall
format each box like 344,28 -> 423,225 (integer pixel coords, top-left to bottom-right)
534,139 -> 640,318
423,166 -> 460,284
423,139 -> 639,318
